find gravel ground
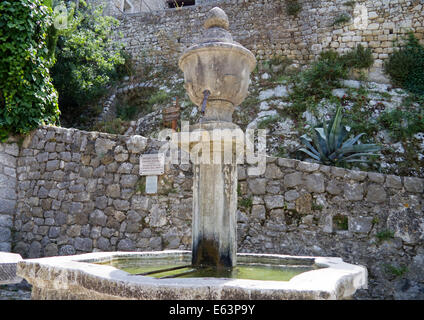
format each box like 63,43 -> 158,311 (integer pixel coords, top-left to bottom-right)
0,280 -> 32,300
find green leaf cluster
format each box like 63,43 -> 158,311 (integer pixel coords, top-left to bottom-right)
50,2 -> 126,127
299,106 -> 381,166
0,0 -> 60,139
384,32 -> 424,96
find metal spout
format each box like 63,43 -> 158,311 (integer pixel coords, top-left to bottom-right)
200,89 -> 211,121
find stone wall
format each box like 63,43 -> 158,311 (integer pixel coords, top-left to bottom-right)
0,142 -> 18,252
114,0 -> 424,80
12,126 -> 193,258
236,157 -> 424,299
2,125 -> 424,299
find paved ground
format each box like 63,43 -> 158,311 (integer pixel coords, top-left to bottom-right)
0,280 -> 32,300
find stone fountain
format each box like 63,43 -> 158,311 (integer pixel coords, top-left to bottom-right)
177,7 -> 256,269
17,7 -> 368,300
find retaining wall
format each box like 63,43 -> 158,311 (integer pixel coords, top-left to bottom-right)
1,125 -> 423,299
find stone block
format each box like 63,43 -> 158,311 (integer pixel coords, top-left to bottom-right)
89,210 -> 107,226
283,172 -> 303,188
74,237 -> 93,252
368,172 -> 385,183
264,195 -> 285,210
385,175 -> 402,189
285,190 -> 300,201
277,158 -> 296,168
264,164 -> 283,179
344,183 -> 364,201
0,198 -> 15,214
126,136 -> 147,154
295,193 -> 312,214
304,173 -> 325,193
251,205 -> 266,220
0,153 -> 16,168
387,208 -> 424,244
297,161 -> 320,172
366,184 -> 387,203
46,160 -> 60,171
348,216 -> 373,233
59,245 -> 76,256
106,184 -> 121,198
95,138 -> 116,155
404,177 -> 423,193
248,178 -> 267,195
0,226 -> 11,242
326,180 -> 342,195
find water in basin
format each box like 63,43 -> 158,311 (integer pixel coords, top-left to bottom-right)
96,258 -> 316,281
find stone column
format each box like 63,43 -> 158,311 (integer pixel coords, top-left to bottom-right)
192,162 -> 237,268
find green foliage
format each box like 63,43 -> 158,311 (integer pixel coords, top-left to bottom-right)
285,0 -> 302,16
384,32 -> 424,96
332,13 -> 351,26
333,215 -> 348,231
343,1 -> 356,8
50,2 -> 126,128
299,106 -> 381,166
239,197 -> 253,210
116,103 -> 138,121
312,202 -> 324,211
148,90 -> 171,106
383,264 -> 408,277
302,51 -> 348,96
378,105 -> 424,141
376,229 -> 395,242
257,115 -> 281,129
341,44 -> 374,70
288,46 -> 373,109
0,0 -> 60,137
92,118 -> 128,135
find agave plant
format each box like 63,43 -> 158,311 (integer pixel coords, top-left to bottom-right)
299,107 -> 381,166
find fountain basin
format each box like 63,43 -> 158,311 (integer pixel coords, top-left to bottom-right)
17,250 -> 367,300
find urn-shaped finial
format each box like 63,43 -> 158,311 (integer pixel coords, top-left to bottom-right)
178,7 -> 256,122
204,7 -> 229,30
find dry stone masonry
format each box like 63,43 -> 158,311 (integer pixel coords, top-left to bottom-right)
1,125 -> 423,298
113,0 -> 424,81
0,142 -> 18,252
12,126 -> 193,258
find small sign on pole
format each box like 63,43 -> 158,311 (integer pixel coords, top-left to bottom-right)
163,97 -> 180,131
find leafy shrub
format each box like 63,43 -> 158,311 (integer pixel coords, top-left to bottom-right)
384,32 -> 424,96
288,45 -> 374,115
383,264 -> 408,277
332,13 -> 351,26
257,115 -> 281,129
341,44 -> 374,70
343,1 -> 356,8
285,0 -> 302,16
92,118 -> 128,135
376,229 -> 395,242
50,2 -> 126,128
0,0 -> 60,139
148,90 -> 170,106
116,103 -> 138,121
378,106 -> 424,140
299,50 -> 348,97
299,106 -> 381,166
